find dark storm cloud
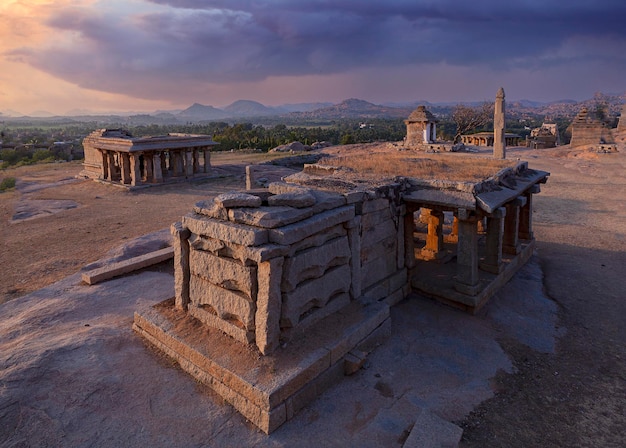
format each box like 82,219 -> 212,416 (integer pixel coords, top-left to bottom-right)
8,0 -> 626,101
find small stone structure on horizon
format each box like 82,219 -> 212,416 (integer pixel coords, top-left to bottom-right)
569,106 -> 619,152
404,105 -> 439,147
81,129 -> 218,187
493,87 -> 506,159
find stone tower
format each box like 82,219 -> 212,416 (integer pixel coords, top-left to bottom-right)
493,87 -> 506,159
404,105 -> 438,147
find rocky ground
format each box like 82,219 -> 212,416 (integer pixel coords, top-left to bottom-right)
0,145 -> 625,446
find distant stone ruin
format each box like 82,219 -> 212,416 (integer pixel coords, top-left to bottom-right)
404,106 -> 438,147
81,129 -> 218,187
133,150 -> 548,433
461,132 -> 521,148
569,107 -> 617,152
526,123 -> 560,149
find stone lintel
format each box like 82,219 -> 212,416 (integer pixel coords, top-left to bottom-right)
269,205 -> 355,245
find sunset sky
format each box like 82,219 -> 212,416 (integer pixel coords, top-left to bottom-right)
1,0 -> 624,115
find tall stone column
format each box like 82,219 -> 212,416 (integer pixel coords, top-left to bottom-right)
503,197 -> 526,254
153,152 -> 163,182
494,87 -> 506,159
480,207 -> 506,274
145,153 -> 153,182
193,149 -> 200,173
255,256 -> 284,355
129,153 -> 141,186
454,209 -> 480,295
161,152 -> 168,178
421,208 -> 445,260
345,216 -> 362,300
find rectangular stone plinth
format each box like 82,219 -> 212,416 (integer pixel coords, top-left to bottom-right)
82,247 -> 174,285
133,298 -> 390,434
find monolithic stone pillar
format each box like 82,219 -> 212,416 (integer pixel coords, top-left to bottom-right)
255,256 -> 284,355
494,87 -> 506,159
404,206 -> 417,269
396,204 -> 406,269
519,186 -> 539,240
130,153 -> 141,186
503,196 -> 526,254
480,207 -> 506,274
153,153 -> 163,182
454,209 -> 480,295
171,222 -> 190,311
120,153 -> 132,185
421,208 -> 445,260
448,216 -> 459,243
185,150 -> 194,177
161,152 -> 168,178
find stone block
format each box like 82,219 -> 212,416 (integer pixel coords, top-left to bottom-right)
361,206 -> 394,229
171,222 -> 190,311
268,191 -> 317,208
344,350 -> 367,375
281,265 -> 351,328
361,249 -> 398,290
188,305 -> 255,345
188,234 -> 225,253
189,275 -> 256,330
228,206 -> 314,228
361,217 -> 397,248
344,190 -> 365,205
214,192 -> 262,208
362,198 -> 391,214
193,200 -> 228,220
268,182 -> 311,195
269,205 -> 355,245
288,224 -> 346,256
310,190 -> 346,213
183,214 -> 269,246
282,236 -> 351,292
189,249 -> 257,297
361,234 -> 396,265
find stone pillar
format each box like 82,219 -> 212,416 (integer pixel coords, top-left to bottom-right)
120,153 -> 132,185
171,151 -> 181,176
153,153 -> 163,182
480,207 -> 506,274
421,208 -> 445,260
100,150 -> 109,180
255,257 -> 284,355
107,152 -> 117,181
449,216 -> 459,243
185,150 -> 194,177
171,222 -> 190,311
454,209 -> 480,295
503,197 -> 526,254
396,204 -> 406,269
519,185 -> 539,240
404,206 -> 417,269
193,149 -> 200,174
145,153 -> 153,182
494,87 -> 506,159
130,153 -> 141,186
161,152 -> 168,178
204,149 -> 211,172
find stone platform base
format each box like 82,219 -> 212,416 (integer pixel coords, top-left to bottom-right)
133,299 -> 390,434
411,239 -> 535,313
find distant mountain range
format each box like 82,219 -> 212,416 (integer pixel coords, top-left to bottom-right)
2,94 -> 624,123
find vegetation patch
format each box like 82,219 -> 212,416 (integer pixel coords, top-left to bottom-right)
0,177 -> 16,192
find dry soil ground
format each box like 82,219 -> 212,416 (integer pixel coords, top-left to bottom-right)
1,145 -> 625,446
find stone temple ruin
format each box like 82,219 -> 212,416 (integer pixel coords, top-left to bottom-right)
569,107 -> 618,152
81,129 -> 218,186
133,144 -> 549,432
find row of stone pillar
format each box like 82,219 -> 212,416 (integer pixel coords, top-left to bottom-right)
408,185 -> 538,296
99,148 -> 210,186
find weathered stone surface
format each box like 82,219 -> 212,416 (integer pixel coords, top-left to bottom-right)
255,257 -> 284,355
190,275 -> 256,330
183,214 -> 268,246
188,305 -> 255,345
361,249 -> 398,290
362,217 -> 397,248
268,182 -> 311,196
269,206 -> 355,245
282,236 -> 351,292
188,234 -> 225,253
362,198 -> 390,214
281,265 -> 351,328
346,217 -> 362,300
193,200 -> 228,220
310,190 -> 346,213
268,191 -> 317,208
288,224 -> 346,256
228,206 -> 314,228
215,192 -> 262,208
189,249 -> 257,297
